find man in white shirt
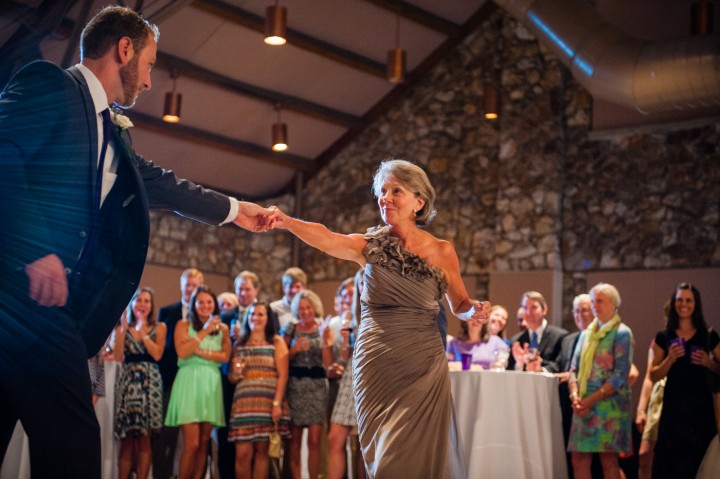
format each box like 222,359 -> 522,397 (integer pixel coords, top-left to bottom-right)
507,291 -> 568,372
0,7 -> 273,477
270,267 -> 307,331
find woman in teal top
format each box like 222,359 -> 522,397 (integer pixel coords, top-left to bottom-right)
165,286 -> 231,479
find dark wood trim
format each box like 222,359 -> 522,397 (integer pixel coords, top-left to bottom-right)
129,111 -> 316,173
156,52 -> 360,128
192,0 -> 387,78
361,0 -> 461,36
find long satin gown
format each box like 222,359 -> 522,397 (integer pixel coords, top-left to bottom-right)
353,227 -> 466,479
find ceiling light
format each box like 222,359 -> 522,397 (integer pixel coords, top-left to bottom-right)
264,1 -> 287,46
387,14 -> 406,83
691,2 -> 714,34
162,70 -> 181,123
484,84 -> 499,120
272,104 -> 288,152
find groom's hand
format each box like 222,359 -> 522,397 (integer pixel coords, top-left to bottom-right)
24,254 -> 68,307
233,201 -> 276,232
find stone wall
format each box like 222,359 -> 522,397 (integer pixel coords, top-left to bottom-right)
146,10 -> 720,321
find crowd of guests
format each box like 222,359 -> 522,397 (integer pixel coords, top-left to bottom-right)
87,266 -> 366,479
85,270 -> 720,479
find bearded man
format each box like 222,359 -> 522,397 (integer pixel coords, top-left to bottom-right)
0,6 -> 272,477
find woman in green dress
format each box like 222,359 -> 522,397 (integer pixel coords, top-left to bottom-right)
165,286 -> 231,479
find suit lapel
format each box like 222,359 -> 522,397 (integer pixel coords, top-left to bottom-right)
66,66 -> 100,200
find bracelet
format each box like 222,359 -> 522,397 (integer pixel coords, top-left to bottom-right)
193,336 -> 202,344
569,391 -> 579,400
637,409 -> 646,414
599,386 -> 607,397
272,400 -> 281,407
142,335 -> 150,341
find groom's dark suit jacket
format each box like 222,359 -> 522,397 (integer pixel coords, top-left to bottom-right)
507,323 -> 568,373
0,61 -> 231,355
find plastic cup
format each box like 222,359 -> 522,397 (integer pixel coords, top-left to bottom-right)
461,353 -> 472,371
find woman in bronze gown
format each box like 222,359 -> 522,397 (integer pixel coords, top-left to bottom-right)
268,159 -> 490,478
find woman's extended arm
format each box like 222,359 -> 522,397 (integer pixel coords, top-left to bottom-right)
269,207 -> 367,265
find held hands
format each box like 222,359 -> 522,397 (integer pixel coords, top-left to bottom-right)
233,201 -> 279,232
24,254 -> 68,307
572,396 -> 591,417
264,205 -> 291,230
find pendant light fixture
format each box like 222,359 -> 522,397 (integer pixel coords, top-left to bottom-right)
264,0 -> 287,46
483,83 -> 499,120
387,14 -> 406,84
272,104 -> 288,152
162,70 -> 181,123
691,1 -> 714,34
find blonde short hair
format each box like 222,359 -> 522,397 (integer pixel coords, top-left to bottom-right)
290,290 -> 324,319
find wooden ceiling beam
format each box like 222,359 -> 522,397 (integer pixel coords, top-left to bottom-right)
361,0 -> 461,36
156,52 -> 360,128
130,111 -> 316,173
191,0 -> 387,78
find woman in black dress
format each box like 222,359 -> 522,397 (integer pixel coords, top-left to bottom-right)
650,282 -> 720,479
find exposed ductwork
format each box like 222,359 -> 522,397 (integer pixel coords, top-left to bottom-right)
492,0 -> 720,114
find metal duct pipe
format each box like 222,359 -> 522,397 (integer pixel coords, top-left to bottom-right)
493,0 -> 720,113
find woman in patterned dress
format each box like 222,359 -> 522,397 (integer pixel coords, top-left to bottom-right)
165,286 -> 231,479
228,302 -> 291,479
283,290 -> 333,479
568,283 -> 634,479
114,287 -> 166,479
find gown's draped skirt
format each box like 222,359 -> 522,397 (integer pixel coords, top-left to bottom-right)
353,231 -> 465,479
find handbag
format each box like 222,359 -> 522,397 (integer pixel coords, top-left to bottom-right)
268,429 -> 282,459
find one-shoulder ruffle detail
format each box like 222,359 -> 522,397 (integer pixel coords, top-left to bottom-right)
363,225 -> 448,296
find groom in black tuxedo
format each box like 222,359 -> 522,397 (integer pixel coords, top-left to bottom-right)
0,6 -> 272,477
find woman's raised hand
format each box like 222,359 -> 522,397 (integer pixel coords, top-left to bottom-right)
470,300 -> 492,323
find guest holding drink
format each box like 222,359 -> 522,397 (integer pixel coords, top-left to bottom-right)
283,290 -> 333,479
649,282 -> 720,479
165,286 -> 231,479
228,302 -> 291,479
114,287 -> 166,479
568,283 -> 634,479
447,316 -> 508,369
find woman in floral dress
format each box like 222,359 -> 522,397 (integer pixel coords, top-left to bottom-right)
568,283 -> 634,479
114,287 -> 166,479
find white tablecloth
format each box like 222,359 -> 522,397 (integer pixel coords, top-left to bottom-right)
450,370 -> 568,479
1,361 -> 120,479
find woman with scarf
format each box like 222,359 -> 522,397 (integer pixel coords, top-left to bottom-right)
568,283 -> 634,479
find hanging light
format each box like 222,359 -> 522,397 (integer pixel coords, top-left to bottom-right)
272,104 -> 288,152
386,14 -> 406,83
483,83 -> 499,120
691,1 -> 714,34
264,0 -> 287,46
162,70 -> 182,123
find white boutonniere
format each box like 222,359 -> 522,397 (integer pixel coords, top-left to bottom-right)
111,111 -> 134,130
